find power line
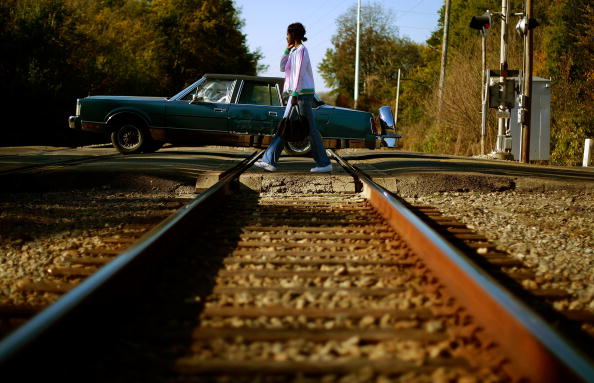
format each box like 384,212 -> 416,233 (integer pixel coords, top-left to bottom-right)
401,0 -> 426,15
305,0 -> 353,43
305,0 -> 349,30
271,0 -> 348,48
399,25 -> 435,31
394,9 -> 436,15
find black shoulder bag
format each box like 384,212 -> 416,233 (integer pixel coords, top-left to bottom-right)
276,104 -> 310,142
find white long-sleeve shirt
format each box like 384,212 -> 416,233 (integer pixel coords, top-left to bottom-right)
281,44 -> 315,98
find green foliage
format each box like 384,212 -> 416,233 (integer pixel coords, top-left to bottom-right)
318,2 -> 424,115
400,0 -> 592,163
543,0 -> 594,165
149,0 -> 261,91
70,0 -> 165,95
0,0 -> 261,145
319,0 -> 592,163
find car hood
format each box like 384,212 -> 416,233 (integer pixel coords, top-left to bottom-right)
84,96 -> 168,102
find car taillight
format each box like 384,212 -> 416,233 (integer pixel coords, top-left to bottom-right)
370,117 -> 381,135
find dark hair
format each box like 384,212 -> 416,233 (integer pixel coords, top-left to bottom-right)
287,22 -> 307,42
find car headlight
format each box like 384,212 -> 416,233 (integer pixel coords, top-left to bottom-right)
76,99 -> 81,115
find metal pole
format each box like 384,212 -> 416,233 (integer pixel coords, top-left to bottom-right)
481,31 -> 487,155
354,0 -> 361,110
520,0 -> 533,163
584,139 -> 593,167
496,0 -> 510,153
395,68 -> 401,126
438,0 -> 451,112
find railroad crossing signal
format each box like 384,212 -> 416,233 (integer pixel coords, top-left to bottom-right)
470,12 -> 492,33
516,17 -> 539,36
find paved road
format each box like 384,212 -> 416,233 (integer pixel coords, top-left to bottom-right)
0,145 -> 256,192
338,148 -> 594,194
0,145 -> 592,194
339,148 -> 594,180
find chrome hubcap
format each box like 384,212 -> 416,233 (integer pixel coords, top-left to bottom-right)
287,138 -> 311,153
117,124 -> 141,150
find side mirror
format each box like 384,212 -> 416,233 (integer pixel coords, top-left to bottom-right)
190,94 -> 204,104
378,106 -> 395,131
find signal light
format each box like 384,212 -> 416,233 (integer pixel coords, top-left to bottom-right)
516,17 -> 540,35
470,12 -> 492,32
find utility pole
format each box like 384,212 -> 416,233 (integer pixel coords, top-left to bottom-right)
395,68 -> 401,126
438,0 -> 451,112
481,29 -> 488,155
496,0 -> 510,155
470,11 -> 492,155
520,0 -> 533,163
354,0 -> 361,110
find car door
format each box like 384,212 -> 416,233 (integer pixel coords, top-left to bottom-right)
165,78 -> 235,133
227,81 -> 284,135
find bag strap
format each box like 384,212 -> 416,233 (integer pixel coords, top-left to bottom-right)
288,103 -> 300,119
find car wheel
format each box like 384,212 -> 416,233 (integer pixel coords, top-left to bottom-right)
284,138 -> 312,156
111,122 -> 146,154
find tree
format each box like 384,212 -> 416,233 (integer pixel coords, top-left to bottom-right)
318,2 -> 423,113
0,0 -> 264,145
71,0 -> 165,96
0,0 -> 85,144
542,0 -> 594,164
148,0 -> 262,92
398,0 -> 594,162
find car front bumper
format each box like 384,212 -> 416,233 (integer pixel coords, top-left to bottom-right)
69,115 -> 81,130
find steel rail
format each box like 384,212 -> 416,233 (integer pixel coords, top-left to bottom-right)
328,149 -> 594,383
0,153 -> 121,176
0,149 -> 263,372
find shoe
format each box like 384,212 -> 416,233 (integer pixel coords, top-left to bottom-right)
255,161 -> 276,172
310,164 -> 332,173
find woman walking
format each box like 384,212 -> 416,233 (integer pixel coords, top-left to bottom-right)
255,22 -> 332,173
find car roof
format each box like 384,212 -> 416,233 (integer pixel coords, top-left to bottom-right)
204,73 -> 284,85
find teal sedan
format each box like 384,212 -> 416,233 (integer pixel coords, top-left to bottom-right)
69,74 -> 399,155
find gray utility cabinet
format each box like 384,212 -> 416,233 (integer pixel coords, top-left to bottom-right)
509,77 -> 551,161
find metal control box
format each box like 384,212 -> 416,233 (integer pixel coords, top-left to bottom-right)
509,77 -> 551,161
488,79 -> 517,109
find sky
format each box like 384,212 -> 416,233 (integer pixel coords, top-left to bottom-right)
233,0 -> 444,93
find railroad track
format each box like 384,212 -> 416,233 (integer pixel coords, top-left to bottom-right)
0,221 -> 165,338
0,150 -> 593,382
0,151 -> 119,176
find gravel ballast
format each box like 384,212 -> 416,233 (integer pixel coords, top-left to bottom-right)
406,189 -> 594,314
0,188 -> 194,306
2,164 -> 593,341
2,185 -> 592,313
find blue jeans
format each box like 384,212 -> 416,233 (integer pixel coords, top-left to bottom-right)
262,94 -> 331,167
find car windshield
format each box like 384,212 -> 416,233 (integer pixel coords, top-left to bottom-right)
170,78 -> 204,100
313,95 -> 325,107
181,79 -> 235,103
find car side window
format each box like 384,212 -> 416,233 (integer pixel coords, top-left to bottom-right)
239,82 -> 281,106
182,79 -> 234,103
